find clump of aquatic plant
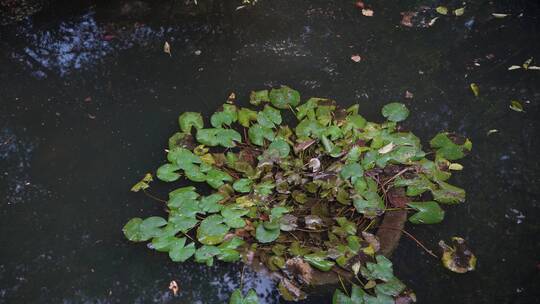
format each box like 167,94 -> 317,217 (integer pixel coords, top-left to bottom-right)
123,86 -> 473,303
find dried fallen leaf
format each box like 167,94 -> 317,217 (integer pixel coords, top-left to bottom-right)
352,262 -> 361,275
439,237 -> 476,273
169,280 -> 179,296
350,54 -> 362,63
355,1 -> 365,9
428,16 -> 439,27
378,142 -> 395,154
470,83 -> 480,97
308,158 -> 321,172
405,90 -> 414,99
362,9 -> 374,17
509,100 -> 524,112
528,66 -> 540,70
508,65 -> 521,70
486,129 -> 498,136
448,163 -> 463,171
522,57 -> 533,69
164,41 -> 171,56
400,11 -> 416,27
492,13 -> 509,18
435,6 -> 448,15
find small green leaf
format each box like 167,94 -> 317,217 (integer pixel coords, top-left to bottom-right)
381,103 -> 409,122
233,178 -> 253,193
340,163 -> 364,183
194,245 -> 221,266
221,204 -> 249,228
332,289 -> 352,304
196,214 -> 229,245
248,123 -> 275,146
267,138 -> 290,157
211,104 -> 238,128
303,252 -> 335,271
196,128 -> 242,148
250,89 -> 270,106
361,255 -> 394,282
200,193 -> 224,213
205,168 -> 233,189
178,112 -> 204,133
431,181 -> 466,204
269,86 -> 301,109
238,107 -> 258,127
169,240 -> 196,262
122,218 -> 145,242
374,277 -> 406,296
407,201 -> 445,224
257,105 -> 282,128
335,217 -> 357,235
156,163 -> 181,182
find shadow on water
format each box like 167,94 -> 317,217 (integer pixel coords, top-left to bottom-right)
0,0 -> 539,303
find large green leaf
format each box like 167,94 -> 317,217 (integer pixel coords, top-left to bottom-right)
255,223 -> 280,243
360,255 -> 394,282
381,103 -> 409,122
295,119 -> 324,139
257,105 -> 282,128
269,86 -> 300,109
221,204 -> 249,228
374,277 -> 406,296
169,239 -> 196,262
206,168 -> 233,189
211,104 -> 238,128
196,128 -> 242,148
196,214 -> 229,245
178,112 -> 204,133
200,193 -> 224,213
407,201 -> 445,224
429,132 -> 472,161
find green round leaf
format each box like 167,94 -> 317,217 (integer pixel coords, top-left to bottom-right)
255,224 -> 280,243
269,86 -> 301,109
232,178 -> 253,193
178,112 -> 204,133
407,201 -> 445,224
381,102 -> 409,122
196,215 -> 229,245
156,163 -> 181,182
267,139 -> 290,158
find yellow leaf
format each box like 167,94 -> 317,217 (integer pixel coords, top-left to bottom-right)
454,7 -> 465,16
131,173 -> 153,192
435,6 -> 448,15
509,100 -> 524,112
449,163 -> 463,171
470,83 -> 480,97
364,280 -> 376,289
200,153 -> 215,165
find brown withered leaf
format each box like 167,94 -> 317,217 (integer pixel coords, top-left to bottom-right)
388,187 -> 411,208
278,278 -> 307,301
285,257 -> 313,284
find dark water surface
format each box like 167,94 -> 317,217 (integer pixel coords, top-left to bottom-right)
1,0 -> 539,303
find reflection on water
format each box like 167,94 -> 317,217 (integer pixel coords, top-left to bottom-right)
0,127 -> 49,205
11,10 -> 172,77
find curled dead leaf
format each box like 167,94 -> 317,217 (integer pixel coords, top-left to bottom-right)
164,41 -> 171,56
285,257 -> 313,284
308,158 -> 321,172
362,9 -> 374,16
168,280 -> 179,296
351,54 -> 362,63
439,237 -> 477,273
